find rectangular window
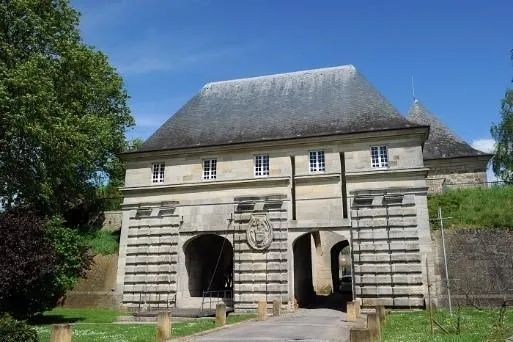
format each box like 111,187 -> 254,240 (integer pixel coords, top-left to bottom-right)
152,163 -> 165,183
309,151 -> 326,172
254,154 -> 269,177
203,159 -> 217,180
371,146 -> 388,168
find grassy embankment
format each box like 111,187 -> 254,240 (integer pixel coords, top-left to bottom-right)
382,308 -> 513,342
427,186 -> 513,229
31,308 -> 254,342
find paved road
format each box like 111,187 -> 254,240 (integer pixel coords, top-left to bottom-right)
194,308 -> 352,342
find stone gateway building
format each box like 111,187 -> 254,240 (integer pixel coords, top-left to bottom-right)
116,65 -> 462,312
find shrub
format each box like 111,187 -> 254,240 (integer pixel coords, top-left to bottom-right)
0,212 -> 92,318
0,313 -> 38,342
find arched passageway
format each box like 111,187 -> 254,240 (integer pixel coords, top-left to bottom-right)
330,241 -> 352,295
293,233 -> 315,306
184,234 -> 233,297
293,232 -> 352,310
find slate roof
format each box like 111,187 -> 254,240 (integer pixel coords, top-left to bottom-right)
139,65 -> 424,152
406,100 -> 489,160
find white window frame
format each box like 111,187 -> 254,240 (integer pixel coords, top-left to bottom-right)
370,145 -> 389,169
309,151 -> 326,173
202,158 -> 217,180
151,162 -> 165,184
254,154 -> 269,177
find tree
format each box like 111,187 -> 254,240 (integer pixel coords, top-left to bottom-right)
0,212 -> 91,318
0,0 -> 133,217
491,50 -> 513,183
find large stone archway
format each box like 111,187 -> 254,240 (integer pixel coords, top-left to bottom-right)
184,234 -> 233,298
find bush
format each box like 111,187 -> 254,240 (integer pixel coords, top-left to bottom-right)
0,313 -> 38,342
0,212 -> 92,318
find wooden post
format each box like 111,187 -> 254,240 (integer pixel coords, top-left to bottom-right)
216,303 -> 227,326
376,305 -> 386,324
367,312 -> 381,342
156,312 -> 171,342
350,327 -> 371,342
272,299 -> 281,316
50,324 -> 72,342
346,301 -> 357,321
257,300 -> 267,321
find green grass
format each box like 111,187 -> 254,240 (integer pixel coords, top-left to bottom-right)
79,230 -> 120,255
382,308 -> 513,342
428,186 -> 513,229
29,308 -> 121,324
31,308 -> 254,342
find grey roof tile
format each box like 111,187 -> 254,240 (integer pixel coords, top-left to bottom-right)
406,100 -> 489,159
140,65 -> 423,152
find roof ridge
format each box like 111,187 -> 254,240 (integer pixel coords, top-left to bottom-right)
203,64 -> 356,88
406,99 -> 487,159
407,100 -> 465,142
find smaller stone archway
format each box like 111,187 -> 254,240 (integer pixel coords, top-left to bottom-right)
184,234 -> 233,298
330,240 -> 351,295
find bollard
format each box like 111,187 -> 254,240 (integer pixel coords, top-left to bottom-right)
156,312 -> 171,342
346,301 -> 357,321
50,324 -> 72,342
376,305 -> 386,325
272,299 -> 281,316
354,299 -> 361,317
367,312 -> 381,342
257,300 -> 268,321
350,327 -> 371,342
216,303 -> 227,326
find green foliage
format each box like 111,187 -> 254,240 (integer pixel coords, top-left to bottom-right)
0,212 -> 56,318
428,186 -> 513,229
491,49 -> 513,183
80,230 -> 119,255
99,137 -> 145,211
0,0 -> 133,217
0,212 -> 91,318
45,217 -> 92,292
0,314 -> 38,342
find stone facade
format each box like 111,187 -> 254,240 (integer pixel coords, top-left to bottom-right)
116,130 -> 438,311
425,157 -> 490,193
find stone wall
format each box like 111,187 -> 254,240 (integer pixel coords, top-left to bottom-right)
350,190 -> 432,308
233,200 -> 289,312
102,211 -> 122,231
118,210 -> 180,310
61,254 -> 118,308
432,228 -> 513,306
425,157 -> 489,194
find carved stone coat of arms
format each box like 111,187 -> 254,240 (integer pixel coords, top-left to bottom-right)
247,215 -> 273,250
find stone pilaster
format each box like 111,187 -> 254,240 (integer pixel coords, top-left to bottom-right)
351,191 -> 425,307
120,206 -> 181,310
232,197 -> 289,312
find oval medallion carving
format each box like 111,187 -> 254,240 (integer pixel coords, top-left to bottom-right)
247,215 -> 273,250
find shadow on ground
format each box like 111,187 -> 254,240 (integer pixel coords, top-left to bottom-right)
28,315 -> 83,325
299,292 -> 352,312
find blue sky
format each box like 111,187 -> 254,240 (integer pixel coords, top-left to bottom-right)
72,0 -> 512,157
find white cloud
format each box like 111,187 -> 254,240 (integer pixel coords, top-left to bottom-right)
471,138 -> 495,154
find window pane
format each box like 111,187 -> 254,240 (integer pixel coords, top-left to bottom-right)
152,163 -> 165,183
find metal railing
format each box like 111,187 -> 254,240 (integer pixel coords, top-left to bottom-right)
200,290 -> 233,311
136,292 -> 176,312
